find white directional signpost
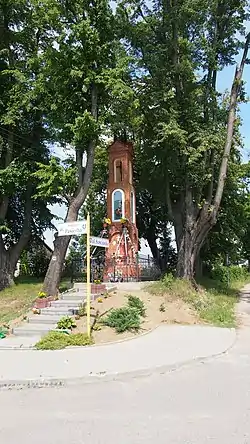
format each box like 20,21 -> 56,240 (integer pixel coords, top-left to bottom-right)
90,236 -> 109,248
57,221 -> 87,236
57,216 -> 109,338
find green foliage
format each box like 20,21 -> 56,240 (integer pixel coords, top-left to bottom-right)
57,316 -> 77,330
20,245 -> 51,278
211,265 -> 248,284
102,306 -> 141,333
33,157 -> 77,200
35,331 -> 93,350
149,273 -> 250,327
78,304 -> 86,317
116,0 -> 249,277
162,273 -> 175,288
201,162 -> 250,268
127,295 -> 146,317
0,0 -> 249,291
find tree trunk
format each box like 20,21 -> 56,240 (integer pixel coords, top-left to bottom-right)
174,34 -> 250,281
176,220 -> 195,279
0,252 -> 14,290
176,227 -> 206,280
0,244 -> 20,291
43,204 -> 78,296
43,84 -> 98,296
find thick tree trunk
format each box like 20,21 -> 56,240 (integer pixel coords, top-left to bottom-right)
43,204 -> 78,296
0,244 -> 20,290
176,229 -> 205,280
174,34 -> 250,281
43,84 -> 98,296
0,252 -> 14,290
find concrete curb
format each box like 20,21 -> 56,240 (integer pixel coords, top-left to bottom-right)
0,327 -> 237,391
0,322 -> 159,351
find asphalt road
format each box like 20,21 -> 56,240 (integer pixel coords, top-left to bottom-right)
1,328 -> 250,444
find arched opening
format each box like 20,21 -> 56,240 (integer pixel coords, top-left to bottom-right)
130,191 -> 135,223
114,160 -> 123,183
112,189 -> 125,221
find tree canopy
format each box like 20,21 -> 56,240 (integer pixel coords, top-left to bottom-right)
0,0 -> 249,291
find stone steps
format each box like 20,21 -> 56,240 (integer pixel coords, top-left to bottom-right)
60,293 -> 87,301
28,315 -> 63,325
10,284 -> 116,341
50,300 -> 83,308
13,323 -> 71,337
13,323 -> 55,337
40,307 -> 73,316
60,292 -> 100,301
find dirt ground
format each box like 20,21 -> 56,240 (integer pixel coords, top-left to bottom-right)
74,289 -> 199,345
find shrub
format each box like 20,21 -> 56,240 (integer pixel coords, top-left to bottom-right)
102,306 -> 141,333
69,333 -> 94,347
162,273 -> 174,288
35,331 -> 93,350
127,295 -> 146,317
57,316 -> 76,330
78,303 -> 86,317
211,265 -> 248,284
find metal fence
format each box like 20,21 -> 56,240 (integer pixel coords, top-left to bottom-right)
67,254 -> 161,283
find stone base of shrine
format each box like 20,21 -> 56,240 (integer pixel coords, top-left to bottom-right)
103,260 -> 139,283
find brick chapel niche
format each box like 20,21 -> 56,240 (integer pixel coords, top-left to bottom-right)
104,140 -> 139,281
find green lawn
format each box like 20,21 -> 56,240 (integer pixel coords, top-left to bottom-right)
0,277 -> 72,327
148,275 -> 249,328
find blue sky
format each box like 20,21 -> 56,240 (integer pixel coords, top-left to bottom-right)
44,26 -> 250,251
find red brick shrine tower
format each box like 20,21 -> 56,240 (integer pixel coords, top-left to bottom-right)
104,140 -> 139,281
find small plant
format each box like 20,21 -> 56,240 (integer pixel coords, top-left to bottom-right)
103,292 -> 109,299
97,297 -> 103,303
127,295 -> 146,317
35,331 -> 93,350
57,316 -> 76,330
92,323 -> 102,331
162,273 -> 174,288
94,279 -> 102,284
102,306 -> 141,333
78,303 -> 86,317
37,291 -> 47,299
159,303 -> 166,312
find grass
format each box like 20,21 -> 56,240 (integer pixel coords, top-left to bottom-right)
148,274 -> 250,328
0,276 -> 72,327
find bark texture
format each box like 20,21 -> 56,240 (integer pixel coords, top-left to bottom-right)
43,85 -> 98,296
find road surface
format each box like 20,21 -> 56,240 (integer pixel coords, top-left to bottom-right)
0,327 -> 250,443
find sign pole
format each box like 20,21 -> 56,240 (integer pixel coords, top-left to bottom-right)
86,213 -> 91,338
